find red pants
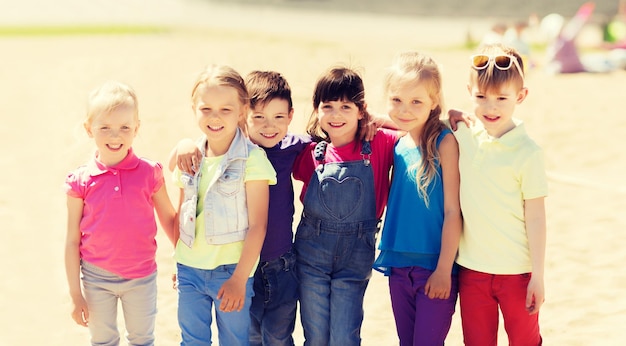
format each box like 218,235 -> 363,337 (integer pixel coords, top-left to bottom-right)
459,267 -> 542,346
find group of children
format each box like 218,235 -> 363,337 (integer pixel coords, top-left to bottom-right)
64,43 -> 547,346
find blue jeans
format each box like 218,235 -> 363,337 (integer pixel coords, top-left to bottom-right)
295,217 -> 378,346
177,263 -> 254,346
250,250 -> 299,346
81,261 -> 157,346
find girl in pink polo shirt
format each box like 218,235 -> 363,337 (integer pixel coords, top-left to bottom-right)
64,81 -> 178,346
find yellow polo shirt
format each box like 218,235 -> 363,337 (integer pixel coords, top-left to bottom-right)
453,119 -> 548,274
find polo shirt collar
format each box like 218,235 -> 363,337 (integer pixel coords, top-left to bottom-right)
478,118 -> 527,147
86,148 -> 140,176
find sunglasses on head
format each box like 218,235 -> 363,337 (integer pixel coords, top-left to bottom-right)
470,54 -> 524,78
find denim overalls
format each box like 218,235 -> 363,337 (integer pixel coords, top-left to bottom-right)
295,141 -> 380,346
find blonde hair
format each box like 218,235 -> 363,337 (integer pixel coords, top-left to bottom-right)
86,81 -> 138,126
384,51 -> 446,207
470,44 -> 525,93
191,64 -> 249,131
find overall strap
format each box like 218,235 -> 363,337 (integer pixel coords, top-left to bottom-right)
314,140 -> 372,171
361,140 -> 371,166
314,141 -> 328,172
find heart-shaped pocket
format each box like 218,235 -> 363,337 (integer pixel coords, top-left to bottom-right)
318,176 -> 363,220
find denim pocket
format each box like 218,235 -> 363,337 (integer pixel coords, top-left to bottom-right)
217,168 -> 241,196
295,219 -> 318,241
360,230 -> 377,251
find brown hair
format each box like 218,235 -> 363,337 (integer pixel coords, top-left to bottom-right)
306,66 -> 372,142
245,71 -> 293,111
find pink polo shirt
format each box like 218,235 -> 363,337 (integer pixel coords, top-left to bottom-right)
65,148 -> 164,279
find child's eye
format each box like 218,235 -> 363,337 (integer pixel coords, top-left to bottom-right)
412,100 -> 422,105
275,114 -> 285,119
390,97 -> 400,103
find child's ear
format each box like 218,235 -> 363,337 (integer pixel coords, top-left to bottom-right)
84,122 -> 94,138
360,102 -> 368,120
239,105 -> 249,121
517,87 -> 529,104
134,119 -> 141,136
287,108 -> 295,124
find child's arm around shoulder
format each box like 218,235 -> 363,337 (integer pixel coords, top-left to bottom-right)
167,138 -> 202,174
446,109 -> 475,131
524,196 -> 547,314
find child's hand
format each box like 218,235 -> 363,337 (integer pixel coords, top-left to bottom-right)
172,273 -> 178,290
525,276 -> 545,315
70,294 -> 89,327
360,120 -> 380,141
359,114 -> 400,141
176,139 -> 202,174
424,269 -> 451,299
448,109 -> 475,131
217,276 -> 247,312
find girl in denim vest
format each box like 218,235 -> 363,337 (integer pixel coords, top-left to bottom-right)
173,65 -> 276,345
292,67 -> 399,345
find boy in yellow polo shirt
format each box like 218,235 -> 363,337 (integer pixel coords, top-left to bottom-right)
452,44 -> 548,346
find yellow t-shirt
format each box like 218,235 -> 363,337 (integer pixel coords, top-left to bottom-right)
173,147 -> 276,276
453,119 -> 548,274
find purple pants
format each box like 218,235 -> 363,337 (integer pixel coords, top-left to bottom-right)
389,266 -> 458,346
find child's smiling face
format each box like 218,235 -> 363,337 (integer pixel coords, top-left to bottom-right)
317,98 -> 363,147
246,98 -> 293,148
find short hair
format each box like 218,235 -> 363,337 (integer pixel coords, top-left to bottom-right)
86,81 -> 138,126
470,44 -> 525,93
245,71 -> 293,110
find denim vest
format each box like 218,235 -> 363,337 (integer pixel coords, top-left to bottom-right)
178,128 -> 258,247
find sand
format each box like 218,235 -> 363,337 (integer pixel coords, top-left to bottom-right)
1,1 -> 625,345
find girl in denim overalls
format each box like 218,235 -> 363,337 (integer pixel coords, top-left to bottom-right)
293,67 -> 398,346
173,65 -> 276,345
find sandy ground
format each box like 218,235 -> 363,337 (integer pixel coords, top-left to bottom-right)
1,0 -> 626,345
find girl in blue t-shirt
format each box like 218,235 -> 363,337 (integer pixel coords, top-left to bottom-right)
373,51 -> 462,345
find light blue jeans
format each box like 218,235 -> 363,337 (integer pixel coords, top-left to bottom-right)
81,261 -> 157,346
177,263 -> 254,346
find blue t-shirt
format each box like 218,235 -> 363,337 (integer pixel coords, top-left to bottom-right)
373,129 -> 457,275
261,133 -> 311,261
